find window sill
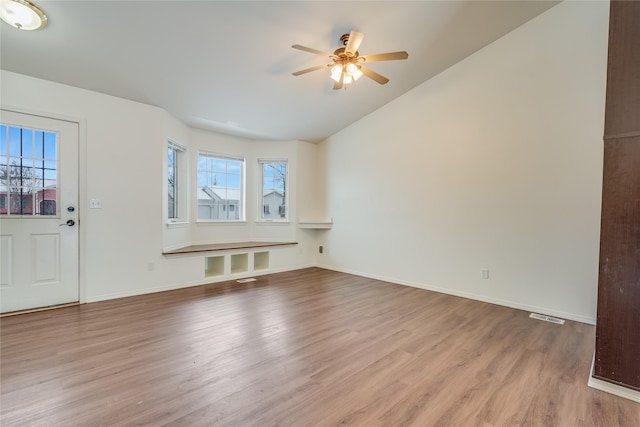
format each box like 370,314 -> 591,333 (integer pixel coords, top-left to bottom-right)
166,221 -> 189,229
255,220 -> 291,226
196,220 -> 248,225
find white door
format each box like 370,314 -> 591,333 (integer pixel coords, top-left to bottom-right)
0,110 -> 79,313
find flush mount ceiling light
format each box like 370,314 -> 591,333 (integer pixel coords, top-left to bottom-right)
0,0 -> 48,30
292,30 -> 408,90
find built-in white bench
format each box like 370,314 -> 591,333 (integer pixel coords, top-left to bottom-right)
162,241 -> 298,278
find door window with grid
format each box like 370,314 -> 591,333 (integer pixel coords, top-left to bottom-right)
0,125 -> 58,217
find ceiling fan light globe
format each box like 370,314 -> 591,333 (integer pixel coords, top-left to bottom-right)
330,65 -> 342,78
343,74 -> 353,85
351,68 -> 363,81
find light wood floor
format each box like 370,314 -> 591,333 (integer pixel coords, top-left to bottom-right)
1,267 -> 638,426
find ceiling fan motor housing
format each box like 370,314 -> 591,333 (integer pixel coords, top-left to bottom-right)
333,47 -> 358,60
338,34 -> 359,58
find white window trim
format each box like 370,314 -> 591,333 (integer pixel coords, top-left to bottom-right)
166,221 -> 189,229
166,139 -> 188,225
196,151 -> 246,223
257,158 -> 289,223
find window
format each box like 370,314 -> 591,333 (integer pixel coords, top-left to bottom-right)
259,159 -> 288,221
167,140 -> 186,222
0,125 -> 58,216
168,146 -> 177,219
197,153 -> 244,221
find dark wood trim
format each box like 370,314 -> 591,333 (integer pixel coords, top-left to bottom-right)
595,0 -> 640,392
603,0 -> 640,136
595,136 -> 640,392
163,241 -> 298,256
603,130 -> 640,141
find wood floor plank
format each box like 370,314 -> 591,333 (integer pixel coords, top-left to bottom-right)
1,267 -> 638,426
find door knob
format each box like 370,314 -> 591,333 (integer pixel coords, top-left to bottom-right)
60,219 -> 75,227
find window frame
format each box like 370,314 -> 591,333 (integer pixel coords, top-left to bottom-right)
196,151 -> 246,223
166,139 -> 187,225
258,159 -> 289,223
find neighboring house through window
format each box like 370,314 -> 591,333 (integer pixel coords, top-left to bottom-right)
197,152 -> 244,221
259,159 -> 288,221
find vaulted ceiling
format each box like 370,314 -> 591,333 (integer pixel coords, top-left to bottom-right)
0,1 -> 559,142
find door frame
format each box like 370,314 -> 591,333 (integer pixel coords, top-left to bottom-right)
1,105 -> 88,304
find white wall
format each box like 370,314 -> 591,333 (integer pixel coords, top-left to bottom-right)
0,0 -> 609,321
317,0 -> 609,323
296,139 -> 323,265
1,70 -> 317,303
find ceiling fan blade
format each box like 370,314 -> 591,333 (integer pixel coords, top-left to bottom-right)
361,51 -> 409,62
292,64 -> 331,76
359,65 -> 389,85
345,30 -> 364,56
333,72 -> 344,90
292,44 -> 333,57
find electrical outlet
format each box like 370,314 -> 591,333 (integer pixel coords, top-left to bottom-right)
147,261 -> 155,271
481,269 -> 490,280
89,198 -> 102,209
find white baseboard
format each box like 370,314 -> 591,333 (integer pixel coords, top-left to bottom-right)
84,263 -> 315,304
86,261 -> 597,326
316,263 -> 596,325
85,278 -> 212,303
588,353 -> 640,403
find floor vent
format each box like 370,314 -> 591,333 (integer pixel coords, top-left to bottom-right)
236,278 -> 257,283
529,313 -> 565,325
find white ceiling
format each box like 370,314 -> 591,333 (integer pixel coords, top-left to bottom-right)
0,1 -> 559,142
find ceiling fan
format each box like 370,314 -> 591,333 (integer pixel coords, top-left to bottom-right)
292,30 -> 409,90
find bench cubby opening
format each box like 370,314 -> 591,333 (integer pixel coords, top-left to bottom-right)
254,251 -> 270,271
230,253 -> 249,274
205,255 -> 225,277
